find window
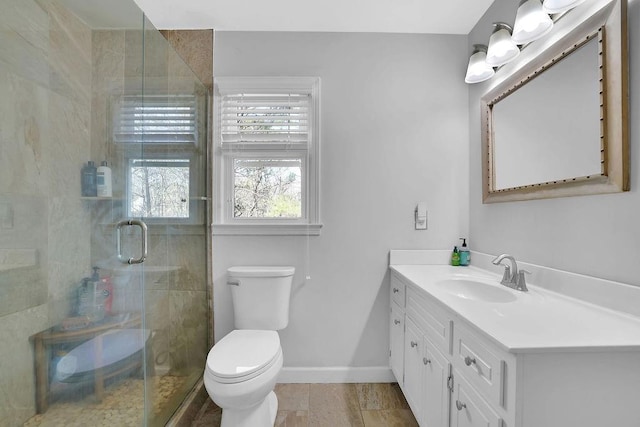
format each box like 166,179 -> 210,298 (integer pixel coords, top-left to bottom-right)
129,158 -> 190,218
214,77 -> 321,235
113,93 -> 203,223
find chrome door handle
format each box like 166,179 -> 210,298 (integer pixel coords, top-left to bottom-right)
423,357 -> 431,365
410,341 -> 418,348
393,288 -> 399,293
116,219 -> 147,264
394,319 -> 401,325
227,280 -> 240,286
464,356 -> 476,366
456,400 -> 467,411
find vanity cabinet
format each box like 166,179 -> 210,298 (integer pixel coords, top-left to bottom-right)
389,299 -> 404,385
389,267 -> 640,427
390,273 -> 453,427
451,372 -> 501,427
389,271 -> 407,387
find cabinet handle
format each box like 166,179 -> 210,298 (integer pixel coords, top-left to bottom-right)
456,400 -> 467,411
394,319 -> 401,325
423,357 -> 431,365
464,356 -> 476,366
393,288 -> 400,293
410,341 -> 418,348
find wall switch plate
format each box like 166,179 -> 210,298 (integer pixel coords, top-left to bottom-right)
415,203 -> 427,230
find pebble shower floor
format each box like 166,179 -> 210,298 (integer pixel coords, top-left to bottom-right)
23,375 -> 188,427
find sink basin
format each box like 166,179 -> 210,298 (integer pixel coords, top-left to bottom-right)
436,279 -> 517,303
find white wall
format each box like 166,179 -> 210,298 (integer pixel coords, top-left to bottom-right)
468,0 -> 640,287
213,32 -> 470,375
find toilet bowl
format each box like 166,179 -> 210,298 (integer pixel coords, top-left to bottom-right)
204,266 -> 294,427
204,330 -> 283,426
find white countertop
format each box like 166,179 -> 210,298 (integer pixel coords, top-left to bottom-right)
390,264 -> 640,353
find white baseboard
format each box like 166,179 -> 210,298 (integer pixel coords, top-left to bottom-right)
277,366 -> 395,384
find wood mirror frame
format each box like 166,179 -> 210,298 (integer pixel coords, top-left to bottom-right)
481,0 -> 628,203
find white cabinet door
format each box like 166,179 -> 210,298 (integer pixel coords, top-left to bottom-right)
404,317 -> 423,422
452,371 -> 502,427
390,301 -> 405,385
423,338 -> 450,427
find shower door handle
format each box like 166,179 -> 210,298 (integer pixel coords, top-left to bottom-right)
116,219 -> 148,264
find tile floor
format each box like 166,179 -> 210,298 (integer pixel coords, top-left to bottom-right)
24,375 -> 189,427
192,383 -> 418,427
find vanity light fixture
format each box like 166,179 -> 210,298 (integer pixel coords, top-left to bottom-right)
542,0 -> 586,14
486,22 -> 520,67
512,0 -> 554,45
465,44 -> 495,84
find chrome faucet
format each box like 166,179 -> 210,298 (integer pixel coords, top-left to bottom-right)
491,254 -> 529,292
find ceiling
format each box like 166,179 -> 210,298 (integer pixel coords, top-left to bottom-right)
130,0 -> 495,34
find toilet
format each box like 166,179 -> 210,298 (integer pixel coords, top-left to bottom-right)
204,266 -> 294,427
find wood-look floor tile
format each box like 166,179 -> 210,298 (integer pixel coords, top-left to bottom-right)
361,409 -> 419,427
275,410 -> 309,426
191,399 -> 222,427
275,383 -> 310,411
355,383 -> 409,410
308,409 -> 365,427
309,383 -> 361,413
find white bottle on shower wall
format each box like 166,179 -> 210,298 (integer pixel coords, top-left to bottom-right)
96,161 -> 112,197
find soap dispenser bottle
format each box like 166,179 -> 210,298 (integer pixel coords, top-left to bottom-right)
81,161 -> 97,197
459,238 -> 470,266
451,246 -> 460,266
96,161 -> 112,197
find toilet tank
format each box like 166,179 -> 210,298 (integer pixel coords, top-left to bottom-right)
227,266 -> 294,330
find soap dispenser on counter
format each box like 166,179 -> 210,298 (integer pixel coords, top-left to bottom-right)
459,238 -> 470,266
451,246 -> 460,266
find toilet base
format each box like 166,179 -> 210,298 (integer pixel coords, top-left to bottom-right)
220,390 -> 278,427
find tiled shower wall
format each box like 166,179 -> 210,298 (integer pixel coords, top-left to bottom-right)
0,0 -> 93,424
0,1 -> 212,423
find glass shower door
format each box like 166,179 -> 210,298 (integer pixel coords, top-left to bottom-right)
0,1 -> 208,425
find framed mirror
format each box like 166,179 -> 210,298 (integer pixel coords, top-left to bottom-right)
481,0 -> 628,203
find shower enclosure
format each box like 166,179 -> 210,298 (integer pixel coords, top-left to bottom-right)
0,0 -> 209,425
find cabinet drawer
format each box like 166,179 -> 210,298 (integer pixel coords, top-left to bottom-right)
452,323 -> 504,408
406,287 -> 452,355
452,370 -> 502,427
390,271 -> 407,308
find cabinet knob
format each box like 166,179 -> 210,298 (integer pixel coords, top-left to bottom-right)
394,319 -> 401,325
464,356 -> 476,366
423,357 -> 431,365
393,288 -> 399,294
410,341 -> 418,348
456,400 -> 467,411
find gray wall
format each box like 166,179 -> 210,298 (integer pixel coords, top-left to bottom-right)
468,0 -> 640,287
213,32 -> 470,372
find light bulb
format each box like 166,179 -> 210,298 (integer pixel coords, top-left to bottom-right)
512,0 -> 554,45
465,45 -> 495,84
543,0 -> 586,14
486,23 -> 520,67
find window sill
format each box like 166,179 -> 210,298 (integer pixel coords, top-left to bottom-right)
212,223 -> 323,236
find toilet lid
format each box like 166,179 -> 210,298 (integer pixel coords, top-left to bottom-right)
207,330 -> 280,382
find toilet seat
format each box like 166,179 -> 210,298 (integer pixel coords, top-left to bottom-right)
207,330 -> 281,384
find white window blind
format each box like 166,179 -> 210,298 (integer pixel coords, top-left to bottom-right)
113,94 -> 197,144
220,93 -> 310,147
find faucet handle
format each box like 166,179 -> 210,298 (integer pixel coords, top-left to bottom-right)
500,265 -> 511,285
516,269 -> 531,291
